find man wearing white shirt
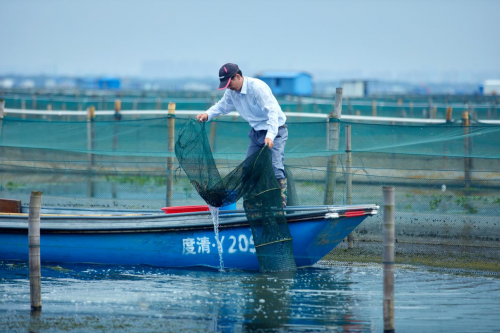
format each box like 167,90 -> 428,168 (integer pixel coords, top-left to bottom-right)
196,63 -> 289,207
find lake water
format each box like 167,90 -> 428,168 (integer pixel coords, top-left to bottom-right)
1,260 -> 499,332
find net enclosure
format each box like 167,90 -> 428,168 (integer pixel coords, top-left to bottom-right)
0,112 -> 499,274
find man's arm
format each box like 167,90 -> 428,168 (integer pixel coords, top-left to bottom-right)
196,91 -> 235,122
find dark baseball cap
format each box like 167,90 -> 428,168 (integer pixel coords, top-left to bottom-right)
218,63 -> 239,90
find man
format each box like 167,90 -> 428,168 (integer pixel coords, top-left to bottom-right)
196,63 -> 289,207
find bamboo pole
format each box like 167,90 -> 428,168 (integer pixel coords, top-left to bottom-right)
114,99 -> 122,120
209,120 -> 217,152
428,98 -> 433,119
431,106 -> 437,119
383,186 -> 395,333
166,102 -> 176,206
345,125 -> 354,248
29,191 -> 43,311
372,98 -> 377,117
87,106 -> 95,198
113,99 -> 121,150
446,106 -> 453,123
462,111 -> 471,189
0,99 -> 4,139
324,88 -> 342,205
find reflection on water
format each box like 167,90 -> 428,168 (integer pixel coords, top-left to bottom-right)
0,261 -> 499,332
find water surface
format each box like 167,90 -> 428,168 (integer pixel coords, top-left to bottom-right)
1,261 -> 499,332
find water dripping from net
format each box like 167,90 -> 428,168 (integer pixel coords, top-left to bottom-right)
209,206 -> 225,272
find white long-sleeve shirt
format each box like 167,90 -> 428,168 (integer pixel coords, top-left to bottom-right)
205,76 -> 286,141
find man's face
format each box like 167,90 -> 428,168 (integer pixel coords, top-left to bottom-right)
227,74 -> 243,92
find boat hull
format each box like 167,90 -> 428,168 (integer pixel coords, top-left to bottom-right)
0,206 -> 376,270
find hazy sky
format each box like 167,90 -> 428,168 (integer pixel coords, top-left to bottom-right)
2,0 -> 499,82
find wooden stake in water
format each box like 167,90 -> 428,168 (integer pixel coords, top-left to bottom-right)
209,206 -> 225,272
383,186 -> 395,333
345,125 -> 354,249
166,102 -> 176,206
29,191 -> 43,311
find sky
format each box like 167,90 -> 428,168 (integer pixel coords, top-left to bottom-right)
1,0 -> 500,83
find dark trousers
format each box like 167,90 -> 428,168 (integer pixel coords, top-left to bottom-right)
245,125 -> 288,179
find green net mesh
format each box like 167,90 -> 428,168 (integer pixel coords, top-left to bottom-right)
175,120 -> 296,272
0,111 -> 499,274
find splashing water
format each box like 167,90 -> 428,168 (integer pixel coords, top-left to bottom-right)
209,206 -> 225,272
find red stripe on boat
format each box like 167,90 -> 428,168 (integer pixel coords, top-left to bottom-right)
344,210 -> 365,217
161,205 -> 210,214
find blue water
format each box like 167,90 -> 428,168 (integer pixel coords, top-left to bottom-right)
0,261 -> 499,332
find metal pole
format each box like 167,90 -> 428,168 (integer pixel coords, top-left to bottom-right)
166,102 -> 176,206
383,186 -> 395,333
345,125 -> 354,248
324,88 -> 342,205
29,191 -> 43,311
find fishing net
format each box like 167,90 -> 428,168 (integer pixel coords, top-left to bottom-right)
175,120 -> 297,272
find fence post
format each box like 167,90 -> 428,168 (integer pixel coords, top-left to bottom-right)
428,98 -> 433,119
345,125 -> 354,248
383,186 -> 395,333
0,99 -> 4,136
87,106 -> 95,198
209,120 -> 217,152
29,191 -> 43,312
166,102 -> 176,206
446,106 -> 453,123
462,111 -> 471,189
324,88 -> 342,205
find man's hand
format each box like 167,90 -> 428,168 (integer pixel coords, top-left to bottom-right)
264,137 -> 274,149
196,113 -> 208,122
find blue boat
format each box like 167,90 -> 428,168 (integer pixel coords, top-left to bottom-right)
0,204 -> 378,270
